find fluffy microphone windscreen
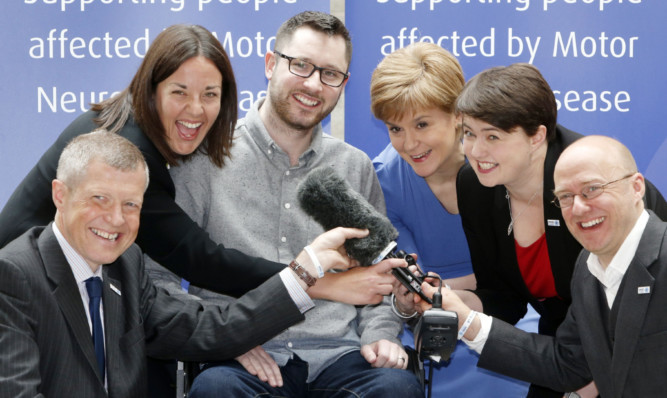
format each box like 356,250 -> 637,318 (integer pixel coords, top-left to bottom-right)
297,166 -> 398,266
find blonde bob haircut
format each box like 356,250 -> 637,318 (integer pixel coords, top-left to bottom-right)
370,42 -> 464,123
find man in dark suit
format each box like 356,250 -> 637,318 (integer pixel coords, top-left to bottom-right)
0,130 -> 368,397
415,135 -> 667,397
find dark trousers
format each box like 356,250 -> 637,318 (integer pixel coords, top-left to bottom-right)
188,351 -> 424,398
147,357 -> 177,398
526,384 -> 564,398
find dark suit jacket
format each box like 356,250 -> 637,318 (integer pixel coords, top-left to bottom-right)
0,225 -> 303,398
478,212 -> 667,398
457,125 -> 667,335
0,110 -> 284,297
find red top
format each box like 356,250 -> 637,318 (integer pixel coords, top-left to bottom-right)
515,233 -> 558,300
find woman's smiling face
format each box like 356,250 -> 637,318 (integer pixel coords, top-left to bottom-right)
386,107 -> 460,179
155,55 -> 222,156
461,116 -> 536,188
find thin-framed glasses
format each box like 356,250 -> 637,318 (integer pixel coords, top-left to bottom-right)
273,50 -> 349,87
551,173 -> 635,208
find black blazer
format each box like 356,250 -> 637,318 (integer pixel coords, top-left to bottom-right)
0,110 -> 284,297
0,224 -> 304,397
457,125 -> 667,335
478,212 -> 667,398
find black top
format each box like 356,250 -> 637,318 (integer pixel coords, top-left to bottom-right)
456,125 -> 667,335
0,110 -> 285,297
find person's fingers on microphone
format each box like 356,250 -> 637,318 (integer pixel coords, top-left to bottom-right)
377,257 -> 408,273
338,226 -> 369,240
310,227 -> 366,251
375,284 -> 393,296
413,282 -> 438,310
423,271 -> 442,285
338,248 -> 363,269
391,276 -> 410,296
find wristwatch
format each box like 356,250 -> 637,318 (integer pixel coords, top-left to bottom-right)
564,392 -> 581,398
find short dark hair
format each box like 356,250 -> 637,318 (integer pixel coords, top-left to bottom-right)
456,63 -> 557,141
93,24 -> 237,167
274,11 -> 352,67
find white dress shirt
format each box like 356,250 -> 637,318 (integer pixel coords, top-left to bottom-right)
464,210 -> 650,354
52,222 -> 107,387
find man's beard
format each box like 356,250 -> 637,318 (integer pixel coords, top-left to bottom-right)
269,87 -> 337,132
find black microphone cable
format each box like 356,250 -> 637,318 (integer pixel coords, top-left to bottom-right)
413,274 -> 442,398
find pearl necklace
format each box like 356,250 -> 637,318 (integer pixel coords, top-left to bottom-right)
506,184 -> 542,236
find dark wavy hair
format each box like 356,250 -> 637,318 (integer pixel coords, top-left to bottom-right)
92,24 -> 237,167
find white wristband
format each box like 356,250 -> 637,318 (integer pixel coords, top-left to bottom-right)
458,310 -> 477,340
304,245 -> 324,278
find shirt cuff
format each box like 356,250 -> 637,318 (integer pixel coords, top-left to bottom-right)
279,268 -> 315,314
462,311 -> 492,354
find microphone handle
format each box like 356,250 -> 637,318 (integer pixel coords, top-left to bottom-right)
387,249 -> 433,304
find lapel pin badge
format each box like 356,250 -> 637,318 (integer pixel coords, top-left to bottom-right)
637,286 -> 650,294
547,219 -> 560,227
110,284 -> 122,296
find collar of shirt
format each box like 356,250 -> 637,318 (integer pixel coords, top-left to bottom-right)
52,222 -> 108,389
248,98 -> 323,165
52,222 -> 104,282
52,222 -> 104,328
586,210 -> 649,307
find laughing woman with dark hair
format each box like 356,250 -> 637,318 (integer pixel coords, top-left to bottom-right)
0,22 -> 377,395
0,24 -> 284,295
0,24 -> 376,301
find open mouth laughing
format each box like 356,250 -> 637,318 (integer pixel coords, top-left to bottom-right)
177,120 -> 202,140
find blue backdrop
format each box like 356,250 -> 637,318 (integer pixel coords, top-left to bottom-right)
1,0 -> 665,207
0,0 -> 329,207
344,0 -> 667,196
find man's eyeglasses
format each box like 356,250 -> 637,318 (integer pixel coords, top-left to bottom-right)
551,173 -> 635,208
273,50 -> 349,87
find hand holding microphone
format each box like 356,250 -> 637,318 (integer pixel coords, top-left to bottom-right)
291,227 -> 370,290
297,166 -> 398,265
297,166 -> 432,303
298,167 -> 458,363
299,226 -> 370,271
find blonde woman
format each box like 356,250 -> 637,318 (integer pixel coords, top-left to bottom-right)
371,43 -> 534,397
